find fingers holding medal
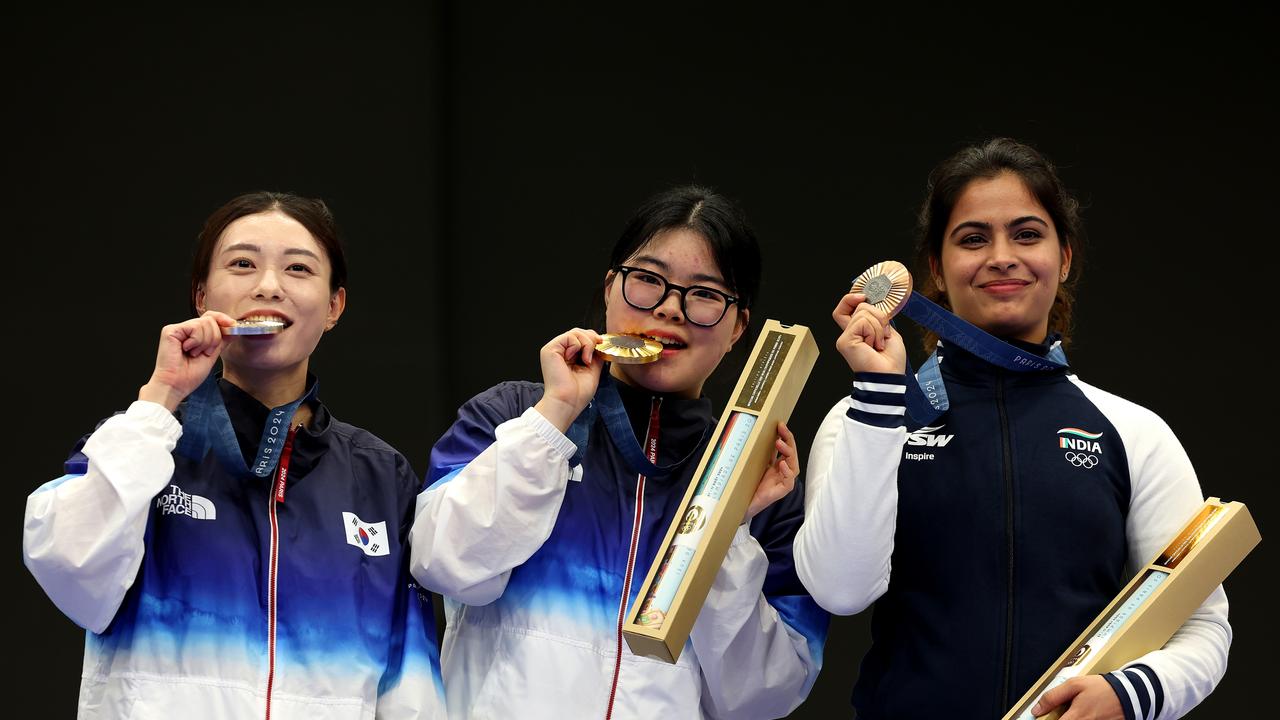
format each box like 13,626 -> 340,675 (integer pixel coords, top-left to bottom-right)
836,261 -> 911,375
535,328 -> 606,432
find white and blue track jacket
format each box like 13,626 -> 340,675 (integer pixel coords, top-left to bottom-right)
795,339 -> 1232,720
24,379 -> 445,719
411,379 -> 829,720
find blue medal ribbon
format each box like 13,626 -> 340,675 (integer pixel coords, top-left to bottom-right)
890,291 -> 1069,426
575,373 -> 709,479
175,373 -> 318,478
565,401 -> 595,469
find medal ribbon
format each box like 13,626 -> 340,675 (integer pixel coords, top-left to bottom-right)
574,373 -> 709,479
889,291 -> 1069,426
176,373 -> 318,479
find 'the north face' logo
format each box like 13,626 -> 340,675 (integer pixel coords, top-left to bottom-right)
155,484 -> 217,520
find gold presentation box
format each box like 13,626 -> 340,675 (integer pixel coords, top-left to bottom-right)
1005,498 -> 1260,720
622,320 -> 819,663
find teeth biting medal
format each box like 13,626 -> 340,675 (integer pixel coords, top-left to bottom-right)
223,318 -> 286,335
595,333 -> 664,364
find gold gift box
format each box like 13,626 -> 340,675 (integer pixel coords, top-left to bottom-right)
1005,498 -> 1260,720
622,320 -> 819,663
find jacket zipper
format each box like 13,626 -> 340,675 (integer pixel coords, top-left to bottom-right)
265,426 -> 298,720
605,397 -> 662,720
996,373 -> 1016,708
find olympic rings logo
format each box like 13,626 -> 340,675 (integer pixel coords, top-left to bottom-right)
1065,452 -> 1099,468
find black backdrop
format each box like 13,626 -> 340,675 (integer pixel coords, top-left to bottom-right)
5,5 -> 1274,717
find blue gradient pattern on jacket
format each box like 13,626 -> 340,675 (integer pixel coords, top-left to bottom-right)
71,380 -> 443,712
427,380 -> 827,666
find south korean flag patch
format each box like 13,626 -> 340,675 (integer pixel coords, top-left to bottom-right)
343,512 -> 391,557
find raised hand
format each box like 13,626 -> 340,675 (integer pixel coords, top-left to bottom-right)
138,311 -> 237,412
532,328 -> 605,432
833,292 -> 907,375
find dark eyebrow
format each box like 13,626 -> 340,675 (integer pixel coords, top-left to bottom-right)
949,215 -> 1049,239
284,248 -> 322,261
949,221 -> 991,239
630,254 -> 729,287
219,242 -> 321,261
1008,215 -> 1049,229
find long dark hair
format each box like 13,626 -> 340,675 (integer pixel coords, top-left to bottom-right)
190,192 -> 347,312
913,138 -> 1084,350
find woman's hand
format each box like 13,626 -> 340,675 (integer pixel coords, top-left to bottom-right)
744,422 -> 799,522
833,292 -> 907,375
533,328 -> 605,433
138,311 -> 237,412
1032,675 -> 1123,720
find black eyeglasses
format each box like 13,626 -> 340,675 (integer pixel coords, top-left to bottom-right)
613,265 -> 739,327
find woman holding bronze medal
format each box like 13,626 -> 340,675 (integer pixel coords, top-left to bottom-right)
795,139 -> 1231,720
411,186 -> 827,719
23,193 -> 445,718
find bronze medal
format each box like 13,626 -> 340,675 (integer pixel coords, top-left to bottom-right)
850,260 -> 913,318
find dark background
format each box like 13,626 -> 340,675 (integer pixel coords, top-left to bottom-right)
5,4 -> 1274,716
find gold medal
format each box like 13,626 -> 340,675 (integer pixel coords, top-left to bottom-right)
596,333 -> 664,364
850,260 -> 913,318
223,318 -> 286,335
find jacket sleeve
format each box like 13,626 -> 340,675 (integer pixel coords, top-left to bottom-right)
1071,380 -> 1232,720
409,383 -> 578,606
690,471 -> 831,720
22,401 -> 181,633
793,373 -> 907,615
376,453 -> 448,719
1105,405 -> 1232,720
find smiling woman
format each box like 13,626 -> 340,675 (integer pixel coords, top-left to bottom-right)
795,139 -> 1232,720
22,192 -> 445,719
189,202 -> 346,411
932,173 -> 1072,343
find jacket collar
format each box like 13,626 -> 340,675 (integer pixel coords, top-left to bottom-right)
216,375 -> 330,481
611,378 -> 715,474
937,333 -> 1068,386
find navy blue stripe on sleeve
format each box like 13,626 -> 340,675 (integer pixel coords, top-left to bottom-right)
1106,663 -> 1163,720
846,372 -> 907,428
1103,672 -> 1138,720
1130,664 -> 1163,719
